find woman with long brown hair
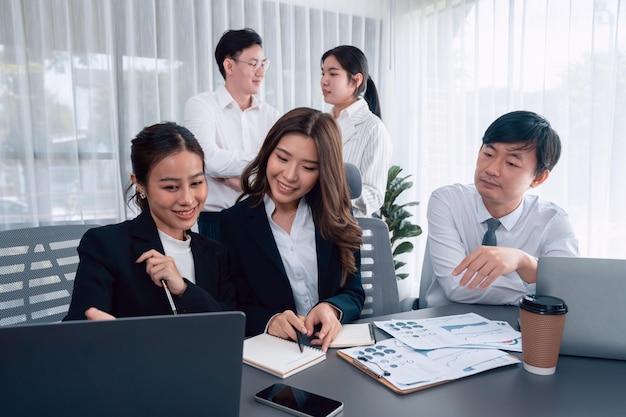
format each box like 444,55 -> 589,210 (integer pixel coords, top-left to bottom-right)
220,107 -> 364,351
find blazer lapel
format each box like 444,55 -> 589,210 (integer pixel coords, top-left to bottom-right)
315,228 -> 333,291
130,210 -> 165,261
246,200 -> 288,277
130,210 -> 212,288
190,235 -> 211,289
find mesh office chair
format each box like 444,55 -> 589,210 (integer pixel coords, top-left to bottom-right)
0,224 -> 95,326
357,217 -> 403,318
346,163 -> 415,317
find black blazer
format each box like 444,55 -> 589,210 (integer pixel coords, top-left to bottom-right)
64,210 -> 235,320
220,197 -> 364,336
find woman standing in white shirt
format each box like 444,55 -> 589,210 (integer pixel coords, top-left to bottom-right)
320,45 -> 392,217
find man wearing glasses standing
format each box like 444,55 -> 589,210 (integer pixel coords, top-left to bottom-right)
185,28 -> 280,241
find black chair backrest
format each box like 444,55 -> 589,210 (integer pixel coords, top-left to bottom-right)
418,240 -> 434,309
345,162 -> 362,199
0,224 -> 95,326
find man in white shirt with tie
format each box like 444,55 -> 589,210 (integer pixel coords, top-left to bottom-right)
185,28 -> 280,240
424,111 -> 579,307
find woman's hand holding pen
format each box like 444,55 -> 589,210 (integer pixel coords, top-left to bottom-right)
268,304 -> 342,352
84,250 -> 182,319
305,303 -> 342,352
136,249 -> 187,295
268,310 -> 307,343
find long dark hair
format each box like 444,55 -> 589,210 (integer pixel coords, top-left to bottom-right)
240,107 -> 362,285
126,122 -> 205,212
321,45 -> 382,119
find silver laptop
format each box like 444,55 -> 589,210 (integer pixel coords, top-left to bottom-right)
0,311 -> 246,416
536,257 -> 626,361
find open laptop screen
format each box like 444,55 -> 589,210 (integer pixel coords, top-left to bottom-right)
0,311 -> 246,416
536,256 -> 626,361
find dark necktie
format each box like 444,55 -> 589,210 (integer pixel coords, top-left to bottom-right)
482,218 -> 501,246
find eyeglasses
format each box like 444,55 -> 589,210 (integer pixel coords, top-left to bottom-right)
231,57 -> 270,71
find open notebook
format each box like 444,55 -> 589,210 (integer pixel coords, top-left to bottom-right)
243,332 -> 326,378
329,323 -> 376,348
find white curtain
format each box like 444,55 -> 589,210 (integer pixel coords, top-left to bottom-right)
0,0 -> 386,223
389,0 -> 626,288
3,0 -> 625,296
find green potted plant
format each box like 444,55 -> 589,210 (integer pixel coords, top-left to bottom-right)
374,165 -> 422,280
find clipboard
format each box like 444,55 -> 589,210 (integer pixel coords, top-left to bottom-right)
336,350 -> 520,395
336,350 -> 448,394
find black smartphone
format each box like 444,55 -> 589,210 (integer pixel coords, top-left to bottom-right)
254,383 -> 344,417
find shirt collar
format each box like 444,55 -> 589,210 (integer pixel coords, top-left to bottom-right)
263,194 -> 275,216
216,84 -> 259,110
263,194 -> 311,228
475,194 -> 525,231
336,98 -> 369,124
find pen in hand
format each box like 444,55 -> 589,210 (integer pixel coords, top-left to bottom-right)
161,279 -> 177,315
295,326 -> 305,353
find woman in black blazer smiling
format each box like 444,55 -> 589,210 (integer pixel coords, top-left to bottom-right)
220,107 -> 364,352
64,122 -> 235,320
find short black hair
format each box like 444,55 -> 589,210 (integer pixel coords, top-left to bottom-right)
214,28 -> 263,79
482,110 -> 561,175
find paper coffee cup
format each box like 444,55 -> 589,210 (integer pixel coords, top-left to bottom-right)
519,294 -> 568,376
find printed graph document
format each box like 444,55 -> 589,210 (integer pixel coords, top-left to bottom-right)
329,323 -> 376,348
243,333 -> 326,378
337,342 -> 519,394
374,313 -> 522,351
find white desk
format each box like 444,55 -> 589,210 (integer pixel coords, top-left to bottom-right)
239,304 -> 626,416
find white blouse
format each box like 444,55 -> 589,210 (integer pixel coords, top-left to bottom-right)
264,194 -> 318,316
